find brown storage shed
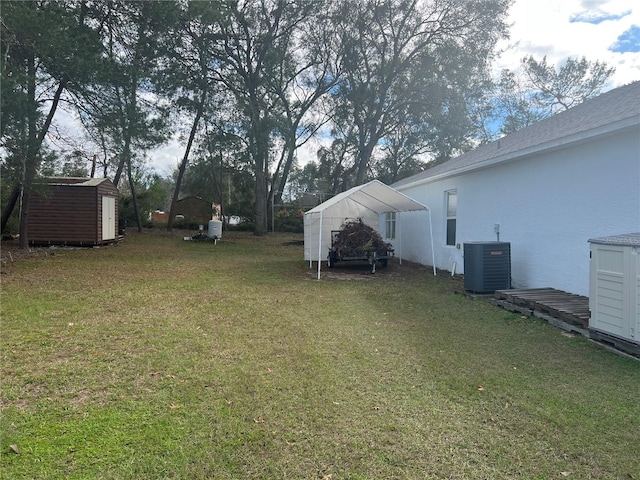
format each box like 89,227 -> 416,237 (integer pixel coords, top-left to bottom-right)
27,177 -> 119,246
174,196 -> 216,226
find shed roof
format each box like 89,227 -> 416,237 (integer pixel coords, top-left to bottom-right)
393,81 -> 640,189
39,177 -> 115,188
177,195 -> 213,203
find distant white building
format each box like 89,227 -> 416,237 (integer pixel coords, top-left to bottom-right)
391,81 -> 640,296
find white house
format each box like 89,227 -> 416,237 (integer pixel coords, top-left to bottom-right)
391,81 -> 640,296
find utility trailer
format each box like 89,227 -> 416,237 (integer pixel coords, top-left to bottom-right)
327,229 -> 394,274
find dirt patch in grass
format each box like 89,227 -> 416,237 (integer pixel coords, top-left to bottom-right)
309,258 -> 465,288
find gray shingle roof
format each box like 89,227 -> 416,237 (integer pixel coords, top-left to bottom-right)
39,177 -> 113,187
393,81 -> 640,189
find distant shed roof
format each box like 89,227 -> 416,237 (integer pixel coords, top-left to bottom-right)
393,81 -> 640,189
38,177 -> 115,187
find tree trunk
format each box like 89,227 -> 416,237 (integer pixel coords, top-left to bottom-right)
18,70 -> 67,248
1,184 -> 21,233
250,105 -> 269,236
18,0 -> 81,241
254,158 -> 267,236
126,153 -> 143,233
212,149 -> 225,221
273,137 -> 296,207
355,140 -> 376,185
113,80 -> 134,188
112,138 -> 128,188
18,55 -> 37,249
167,95 -> 205,232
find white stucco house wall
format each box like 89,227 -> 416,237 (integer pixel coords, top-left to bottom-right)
391,81 -> 640,296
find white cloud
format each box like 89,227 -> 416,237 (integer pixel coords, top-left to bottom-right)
151,141 -> 182,177
295,133 -> 333,168
495,0 -> 640,87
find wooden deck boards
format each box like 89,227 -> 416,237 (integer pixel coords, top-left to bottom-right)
491,288 -> 639,359
493,288 -> 590,327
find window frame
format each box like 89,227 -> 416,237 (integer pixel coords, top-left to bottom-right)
445,190 -> 457,247
385,211 -> 396,240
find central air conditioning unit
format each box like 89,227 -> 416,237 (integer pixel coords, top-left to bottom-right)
464,242 -> 511,293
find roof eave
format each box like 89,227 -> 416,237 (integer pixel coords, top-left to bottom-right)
396,115 -> 640,191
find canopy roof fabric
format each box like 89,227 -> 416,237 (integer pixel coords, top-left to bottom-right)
304,180 -> 434,278
305,179 -> 427,218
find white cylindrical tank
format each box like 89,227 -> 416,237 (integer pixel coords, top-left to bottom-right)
208,219 -> 223,239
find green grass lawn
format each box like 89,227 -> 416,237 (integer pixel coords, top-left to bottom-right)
1,231 -> 639,479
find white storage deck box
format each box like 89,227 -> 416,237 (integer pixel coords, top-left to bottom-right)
588,233 -> 640,344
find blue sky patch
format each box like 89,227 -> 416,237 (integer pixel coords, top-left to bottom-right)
570,9 -> 631,24
610,25 -> 640,53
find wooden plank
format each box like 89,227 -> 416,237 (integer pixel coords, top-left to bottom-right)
490,298 -> 533,316
534,311 -> 590,337
503,289 -> 555,299
534,302 -> 590,326
589,330 -> 640,358
493,287 -> 590,326
535,300 -> 587,310
492,288 -> 639,358
511,290 -> 562,308
494,288 -> 552,302
535,298 -> 588,310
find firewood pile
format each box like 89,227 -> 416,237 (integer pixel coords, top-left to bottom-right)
330,218 -> 393,257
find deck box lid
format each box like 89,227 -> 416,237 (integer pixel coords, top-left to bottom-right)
588,233 -> 640,246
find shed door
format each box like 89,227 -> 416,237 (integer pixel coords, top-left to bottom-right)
590,244 -> 630,339
102,196 -> 116,240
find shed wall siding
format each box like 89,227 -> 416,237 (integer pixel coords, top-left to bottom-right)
396,128 -> 640,296
175,197 -> 213,225
27,181 -> 119,245
29,186 -> 98,244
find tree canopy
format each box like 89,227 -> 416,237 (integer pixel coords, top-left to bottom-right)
1,0 -> 617,242
485,55 -> 615,138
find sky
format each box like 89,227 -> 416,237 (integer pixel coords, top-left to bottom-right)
494,0 -> 640,85
143,0 -> 640,175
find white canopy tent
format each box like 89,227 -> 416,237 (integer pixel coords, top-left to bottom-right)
303,180 -> 435,279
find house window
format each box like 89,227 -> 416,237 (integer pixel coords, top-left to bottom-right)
385,212 -> 396,240
446,190 -> 457,246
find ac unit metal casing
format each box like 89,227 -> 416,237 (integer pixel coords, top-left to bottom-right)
464,242 -> 511,293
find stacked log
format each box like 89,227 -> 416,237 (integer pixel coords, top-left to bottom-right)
330,219 -> 393,257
